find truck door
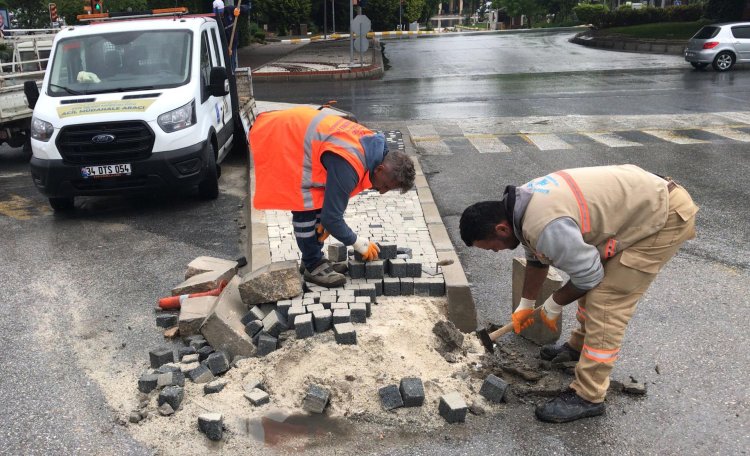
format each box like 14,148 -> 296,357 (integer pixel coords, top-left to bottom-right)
207,27 -> 233,150
731,25 -> 750,62
199,29 -> 232,154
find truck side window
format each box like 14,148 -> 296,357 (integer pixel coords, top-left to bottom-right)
200,32 -> 212,102
210,28 -> 224,67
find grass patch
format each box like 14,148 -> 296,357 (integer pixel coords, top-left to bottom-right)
604,20 -> 711,39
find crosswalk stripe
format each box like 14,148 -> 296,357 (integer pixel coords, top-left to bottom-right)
465,134 -> 510,153
523,133 -> 572,151
642,130 -> 706,145
582,132 -> 642,148
412,137 -> 452,155
702,127 -> 750,142
407,125 -> 439,138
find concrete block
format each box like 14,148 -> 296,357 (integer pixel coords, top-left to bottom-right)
206,352 -> 230,376
428,278 -> 446,296
156,313 -> 178,328
383,277 -> 400,296
261,310 -> 287,338
388,259 -> 408,278
276,300 -> 293,318
313,309 -> 332,332
186,256 -> 238,279
333,323 -> 357,345
349,303 -> 367,323
406,261 -> 422,278
150,348 -> 174,368
182,353 -> 199,364
331,301 -> 350,311
353,250 -> 365,262
204,379 -> 228,394
180,361 -> 200,373
172,269 -> 235,296
348,260 -> 365,279
400,278 -> 414,295
245,388 -> 270,406
178,296 -> 216,336
365,261 -> 385,279
244,320 -> 263,338
438,392 -> 467,423
287,306 -> 306,329
333,309 -> 351,325
189,338 -> 208,351
303,384 -> 330,413
187,365 -> 215,384
512,257 -> 563,345
238,260 -> 304,306
200,276 -> 255,360
303,292 -> 320,303
379,385 -> 404,410
413,278 -> 431,296
397,247 -> 412,258
243,306 -> 266,324
355,296 -> 372,317
400,377 -> 425,407
377,244 -> 398,260
318,296 -> 335,309
158,403 -> 174,416
295,313 -> 314,339
138,373 -> 158,393
301,297 -> 315,307
198,412 -> 224,441
256,333 -> 278,356
367,278 -> 383,296
337,289 -> 355,299
158,386 -> 184,411
244,378 -> 265,392
479,374 -> 508,403
328,243 -> 348,262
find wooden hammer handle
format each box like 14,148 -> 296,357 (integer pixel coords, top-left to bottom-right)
489,305 -> 545,341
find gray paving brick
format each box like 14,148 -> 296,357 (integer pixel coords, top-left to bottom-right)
414,278 -> 431,296
348,260 -> 365,279
206,352 -> 231,376
244,320 -> 262,338
303,292 -> 320,303
256,333 -> 278,356
276,300 -> 293,318
295,313 -> 314,339
479,374 -> 508,403
365,261 -> 385,280
158,386 -> 184,411
333,323 -> 357,345
156,313 -> 178,328
332,309 -> 351,325
313,309 -> 332,332
287,306 -> 306,329
428,278 -> 446,296
406,261 -> 423,278
400,377 -> 425,407
383,277 -> 400,296
377,244 -> 398,260
379,384 -> 404,410
357,284 -> 376,302
187,364 -> 214,384
138,373 -> 158,393
306,303 -> 325,313
198,412 -> 224,441
303,384 -> 330,413
245,388 -> 270,406
328,243 -> 348,262
400,278 -> 414,295
367,278 -> 383,296
149,348 -> 174,368
354,296 -> 372,317
438,392 -> 467,423
387,259 -> 408,278
331,302 -> 349,311
349,303 -> 367,323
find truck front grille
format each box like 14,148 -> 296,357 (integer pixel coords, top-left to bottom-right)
56,121 -> 155,164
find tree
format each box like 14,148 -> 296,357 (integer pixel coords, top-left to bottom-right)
704,0 -> 745,21
12,0 -> 48,28
404,0 -> 425,23
492,0 -> 544,27
362,0 -> 399,31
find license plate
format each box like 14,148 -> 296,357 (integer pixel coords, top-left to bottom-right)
81,163 -> 131,178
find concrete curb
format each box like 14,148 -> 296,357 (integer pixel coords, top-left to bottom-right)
570,30 -> 686,55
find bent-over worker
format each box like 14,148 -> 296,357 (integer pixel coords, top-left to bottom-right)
459,164 -> 698,423
249,107 -> 416,288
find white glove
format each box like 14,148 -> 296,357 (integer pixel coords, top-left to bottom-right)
352,236 -> 370,255
515,297 -> 536,313
352,236 -> 380,261
540,295 -> 563,332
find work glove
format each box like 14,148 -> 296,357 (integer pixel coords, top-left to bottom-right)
352,236 -> 380,262
315,224 -> 330,242
512,297 -> 536,334
540,295 -> 563,332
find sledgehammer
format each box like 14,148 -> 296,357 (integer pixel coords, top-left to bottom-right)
476,306 -> 544,353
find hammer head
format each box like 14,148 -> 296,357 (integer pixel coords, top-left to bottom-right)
476,328 -> 495,354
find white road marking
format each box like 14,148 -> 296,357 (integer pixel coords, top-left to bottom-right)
582,132 -> 642,148
523,134 -> 572,151
702,127 -> 750,143
642,130 -> 706,145
465,134 -> 510,153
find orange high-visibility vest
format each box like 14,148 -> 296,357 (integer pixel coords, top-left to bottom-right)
249,107 -> 373,211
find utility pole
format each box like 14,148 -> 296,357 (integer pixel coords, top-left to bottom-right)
349,0 -> 353,64
332,0 -> 336,33
324,0 -> 327,39
399,0 -> 402,30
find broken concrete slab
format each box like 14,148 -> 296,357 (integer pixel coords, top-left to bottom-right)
303,384 -> 330,413
438,392 -> 467,423
511,257 -> 563,345
200,276 -> 255,360
198,412 -> 224,441
379,385 -> 404,410
178,296 -> 217,337
172,268 -> 236,296
238,260 -> 303,306
186,256 -> 238,280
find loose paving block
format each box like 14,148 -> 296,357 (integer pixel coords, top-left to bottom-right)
180,362 -> 200,373
328,243 -> 348,262
349,303 -> 367,323
245,388 -> 270,406
206,352 -> 230,376
397,247 -> 412,258
182,353 -> 199,364
313,309 -> 332,332
276,300 -> 293,318
353,250 -> 365,262
172,269 -> 236,296
355,296 -> 372,317
479,374 -> 508,403
303,384 -> 330,413
438,392 -> 468,424
150,348 -> 174,368
204,379 -> 228,395
348,260 -> 365,279
158,403 -> 175,416
178,346 -> 197,360
413,278 -> 431,296
186,256 -> 238,280
367,279 -> 383,296
238,260 -> 304,306
331,301 -> 349,310
158,386 -> 184,411
365,261 -> 385,280
379,385 -> 404,410
200,277 -> 255,359
256,334 -> 278,356
383,277 -> 400,296
306,304 -> 325,313
333,323 -> 357,345
511,257 -> 564,345
187,365 -> 215,384
244,378 -> 265,392
243,306 -> 267,323
197,345 -> 215,362
406,261 -> 422,278
400,278 -> 414,295
157,370 -> 185,388
179,296 -> 216,336
261,310 -> 288,338
156,313 -> 178,328
318,296 -> 335,309
357,284 -> 377,302
332,309 -> 351,325
244,320 -> 263,338
337,289 -> 355,299
387,259 -> 408,278
252,330 -> 271,346
428,278 -> 446,296
377,244 -> 398,260
399,377 -> 425,407
295,313 -> 314,339
198,413 -> 224,441
138,373 -> 159,393
189,338 -> 208,351
287,306 -> 306,329
303,292 -> 320,303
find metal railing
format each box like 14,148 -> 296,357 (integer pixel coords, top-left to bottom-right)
0,29 -> 58,86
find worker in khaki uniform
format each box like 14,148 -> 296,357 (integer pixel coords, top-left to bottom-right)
459,164 -> 698,423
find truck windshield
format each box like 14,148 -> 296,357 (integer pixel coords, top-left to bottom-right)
47,30 -> 192,96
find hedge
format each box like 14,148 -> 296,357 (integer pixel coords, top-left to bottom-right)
574,4 -> 703,28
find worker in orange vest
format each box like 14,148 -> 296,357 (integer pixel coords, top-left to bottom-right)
249,107 -> 416,288
460,165 -> 698,423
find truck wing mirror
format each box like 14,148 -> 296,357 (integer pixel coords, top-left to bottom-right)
24,81 -> 40,109
208,67 -> 229,97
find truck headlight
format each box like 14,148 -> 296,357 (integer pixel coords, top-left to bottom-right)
31,116 -> 54,142
158,100 -> 196,133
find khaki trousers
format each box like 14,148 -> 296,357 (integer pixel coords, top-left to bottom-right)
568,185 -> 698,403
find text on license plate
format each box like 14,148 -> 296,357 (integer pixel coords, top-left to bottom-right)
81,164 -> 131,178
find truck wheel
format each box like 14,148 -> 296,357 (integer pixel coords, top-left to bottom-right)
199,142 -> 219,200
49,197 -> 74,212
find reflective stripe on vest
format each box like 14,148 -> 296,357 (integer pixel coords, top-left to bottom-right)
555,170 -> 591,234
582,344 -> 619,363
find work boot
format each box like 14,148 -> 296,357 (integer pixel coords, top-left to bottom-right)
535,390 -> 605,423
302,260 -> 347,288
299,259 -> 348,275
540,342 -> 581,363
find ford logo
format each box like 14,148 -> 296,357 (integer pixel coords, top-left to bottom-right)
92,134 -> 116,144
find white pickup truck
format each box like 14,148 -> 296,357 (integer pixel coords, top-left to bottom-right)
25,14 -> 256,211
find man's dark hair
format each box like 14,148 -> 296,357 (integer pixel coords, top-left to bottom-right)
382,150 -> 416,194
459,201 -> 508,246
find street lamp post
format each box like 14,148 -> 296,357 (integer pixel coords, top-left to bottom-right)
399,0 -> 402,31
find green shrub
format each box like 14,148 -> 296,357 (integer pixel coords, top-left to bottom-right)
254,31 -> 266,42
600,4 -> 703,28
573,4 -> 608,27
666,5 -> 703,22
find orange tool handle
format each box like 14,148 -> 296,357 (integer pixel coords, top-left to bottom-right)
158,280 -> 228,310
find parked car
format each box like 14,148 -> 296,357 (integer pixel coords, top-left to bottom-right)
684,22 -> 750,71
